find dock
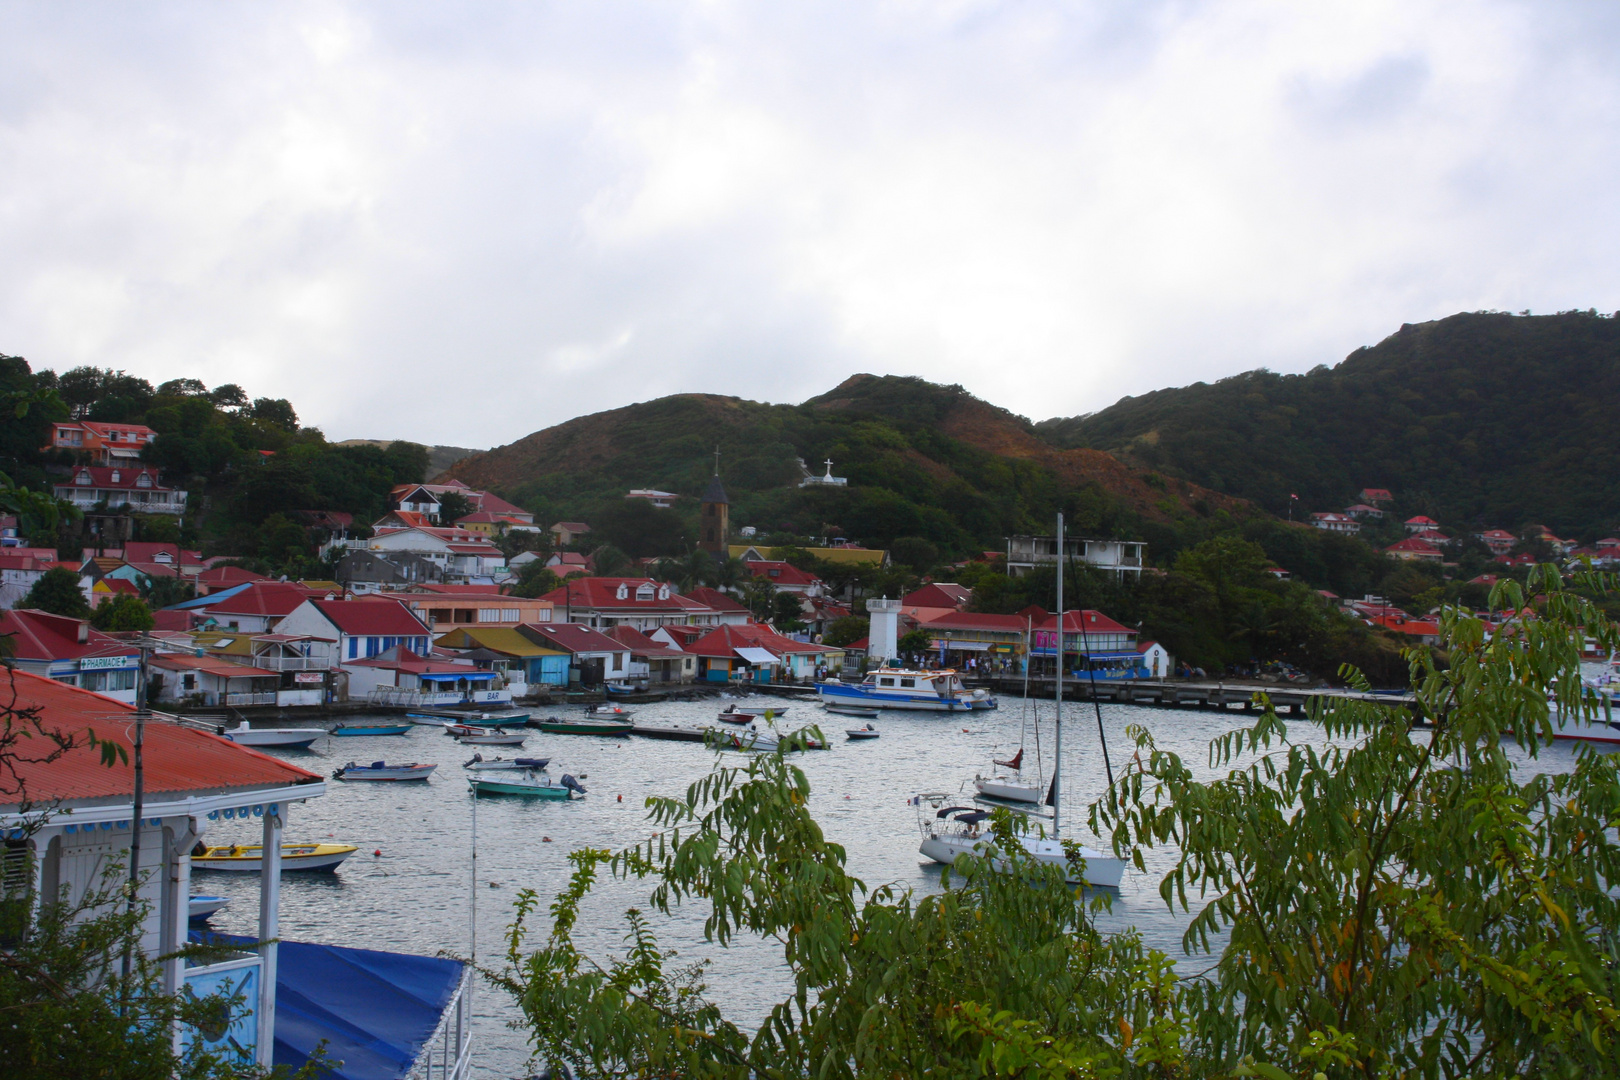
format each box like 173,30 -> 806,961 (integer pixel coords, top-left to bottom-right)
984,677 -> 1418,717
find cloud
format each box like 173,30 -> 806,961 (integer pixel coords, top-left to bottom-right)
1,1 -> 1617,445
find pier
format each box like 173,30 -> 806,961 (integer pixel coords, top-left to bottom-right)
983,677 -> 1417,717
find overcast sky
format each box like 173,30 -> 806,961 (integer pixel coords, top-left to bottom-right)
3,2 -> 1617,447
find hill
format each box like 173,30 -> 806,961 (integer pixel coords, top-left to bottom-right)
335,440 -> 483,480
1035,311 -> 1620,539
442,375 -> 1248,557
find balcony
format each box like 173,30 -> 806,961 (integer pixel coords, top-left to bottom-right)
225,692 -> 278,706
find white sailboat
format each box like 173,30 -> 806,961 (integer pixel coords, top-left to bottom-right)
975,618 -> 1044,803
921,512 -> 1127,888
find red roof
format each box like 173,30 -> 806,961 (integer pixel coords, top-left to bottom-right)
194,565 -> 269,588
1369,614 -> 1442,637
206,582 -> 325,618
95,578 -> 141,596
902,583 -> 972,609
1476,530 -> 1516,541
122,541 -> 202,564
922,612 -> 1030,632
1405,516 -> 1440,526
681,587 -> 751,614
518,622 -> 626,654
408,584 -> 509,595
746,561 -> 821,587
0,610 -> 137,661
345,646 -> 480,674
551,522 -> 590,532
469,491 -> 529,517
55,467 -> 175,492
1468,574 -> 1501,586
685,623 -> 836,659
307,598 -> 432,636
1034,610 -> 1135,636
1386,538 -> 1442,555
603,625 -> 686,658
0,553 -> 54,572
0,668 -> 320,807
150,654 -> 279,679
536,577 -> 707,612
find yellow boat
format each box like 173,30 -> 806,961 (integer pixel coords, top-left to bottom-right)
191,842 -> 359,873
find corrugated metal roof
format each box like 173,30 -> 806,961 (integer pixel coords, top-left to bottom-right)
0,669 -> 321,806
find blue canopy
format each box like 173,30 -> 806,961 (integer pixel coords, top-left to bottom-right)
196,933 -> 463,1080
418,670 -> 496,682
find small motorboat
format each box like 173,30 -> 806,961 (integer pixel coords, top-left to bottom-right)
718,703 -> 790,724
218,721 -> 322,749
725,723 -> 825,752
534,717 -> 633,736
846,725 -> 880,740
333,761 -> 437,782
604,679 -> 647,695
824,704 -> 879,719
191,842 -> 359,873
469,772 -> 587,799
409,709 -> 531,727
462,754 -> 551,771
329,723 -> 412,737
188,895 -> 230,922
585,703 -> 634,719
456,728 -> 528,746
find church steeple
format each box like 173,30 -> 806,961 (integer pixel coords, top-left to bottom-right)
699,448 -> 730,554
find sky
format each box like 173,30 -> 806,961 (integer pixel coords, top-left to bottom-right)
3,1 -> 1619,448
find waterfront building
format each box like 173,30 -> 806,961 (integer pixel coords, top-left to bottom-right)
0,608 -> 141,703
603,625 -> 696,683
400,591 -> 553,631
434,625 -> 570,690
1027,609 -> 1143,679
516,622 -> 632,686
919,611 -> 1028,670
535,576 -> 712,631
276,597 -> 432,663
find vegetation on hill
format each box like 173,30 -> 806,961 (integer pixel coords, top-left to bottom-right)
1036,311 -> 1620,540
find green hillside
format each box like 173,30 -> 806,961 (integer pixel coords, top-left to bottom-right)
1036,311 -> 1620,539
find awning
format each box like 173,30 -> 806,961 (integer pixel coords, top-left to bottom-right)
418,670 -> 497,682
935,639 -> 991,651
734,647 -> 781,665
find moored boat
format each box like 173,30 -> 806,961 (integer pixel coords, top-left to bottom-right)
846,725 -> 880,740
330,723 -> 412,737
191,842 -> 359,873
188,895 -> 230,922
585,703 -> 635,719
823,704 -> 879,719
817,668 -> 990,712
462,754 -> 551,771
718,703 -> 789,724
409,709 -> 531,727
469,772 -> 587,799
974,748 -> 1043,804
533,717 -> 633,736
914,798 -> 1125,887
333,761 -> 437,781
219,722 -> 322,749
454,727 -> 528,746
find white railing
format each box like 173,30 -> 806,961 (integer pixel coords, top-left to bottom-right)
251,656 -> 331,672
224,692 -> 277,706
367,687 -> 466,707
406,967 -> 474,1080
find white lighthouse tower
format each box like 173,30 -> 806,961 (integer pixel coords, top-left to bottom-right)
866,597 -> 901,663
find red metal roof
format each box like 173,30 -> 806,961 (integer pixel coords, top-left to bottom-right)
681,587 -> 751,614
345,646 -> 479,674
538,577 -> 708,612
746,561 -> 821,586
150,654 -> 279,679
518,622 -> 627,654
1033,610 -> 1135,635
1386,538 -> 1441,554
55,466 -> 176,492
308,598 -> 432,636
0,609 -> 137,662
603,625 -> 686,658
205,581 -> 324,618
0,668 -> 321,807
922,612 -> 1030,632
685,623 -> 837,658
902,583 -> 972,609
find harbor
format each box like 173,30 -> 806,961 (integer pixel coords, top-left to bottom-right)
187,690 -> 1573,1078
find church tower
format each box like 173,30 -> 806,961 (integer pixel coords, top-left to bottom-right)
699,470 -> 730,554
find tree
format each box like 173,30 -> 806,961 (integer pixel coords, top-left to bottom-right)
589,544 -> 633,578
208,383 -> 248,409
897,627 -> 933,659
436,490 -> 473,525
142,575 -> 196,610
771,590 -> 805,631
247,397 -> 298,432
22,567 -> 89,617
890,535 -> 941,575
88,594 -> 154,632
510,563 -> 561,600
822,615 -> 866,648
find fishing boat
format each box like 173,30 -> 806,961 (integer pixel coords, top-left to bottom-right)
188,895 -> 230,922
469,772 -> 587,799
604,679 -> 647,695
333,760 -> 437,781
455,728 -> 528,746
329,723 -> 412,737
918,512 -> 1126,889
218,721 -> 322,749
974,747 -> 1043,804
533,717 -> 633,736
584,703 -> 635,719
823,704 -> 879,719
191,842 -> 359,873
462,754 -> 551,771
817,668 -> 993,712
409,709 -> 531,727
846,725 -> 880,740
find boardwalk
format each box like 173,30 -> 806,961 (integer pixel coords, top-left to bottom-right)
984,677 -> 1418,716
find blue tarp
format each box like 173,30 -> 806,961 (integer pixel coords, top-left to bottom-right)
166,582 -> 254,610
194,933 -> 463,1080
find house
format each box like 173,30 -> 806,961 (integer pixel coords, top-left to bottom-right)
1028,610 -> 1141,679
53,466 -> 187,515
1385,537 -> 1443,562
625,489 -> 678,508
683,623 -> 841,683
0,551 -> 56,593
189,631 -> 338,706
1344,503 -> 1384,520
0,512 -> 17,543
0,608 -> 141,703
680,587 -> 754,626
801,596 -> 853,638
604,625 -> 696,684
191,564 -> 270,595
400,592 -> 553,631
275,597 -> 433,668
1004,536 -> 1146,579
545,551 -> 593,578
452,511 -> 539,537
433,625 -> 570,691
1403,516 -> 1441,534
535,576 -> 712,631
88,576 -> 141,608
649,623 -> 708,650
42,420 -> 159,465
364,524 -> 507,582
899,582 -> 972,623
120,541 -> 205,569
919,611 -> 1029,670
1468,574 -> 1501,587
746,560 -> 824,596
1412,529 -> 1451,545
550,521 -> 592,546
342,646 -> 504,705
1368,613 -> 1442,646
295,509 -> 354,533
334,548 -> 443,592
1474,529 -> 1517,555
1137,641 -> 1171,678
516,622 -> 631,687
149,653 -> 282,707
390,481 -> 532,526
1359,488 -> 1393,506
193,581 -> 329,633
730,544 -> 888,569
1309,512 -> 1360,535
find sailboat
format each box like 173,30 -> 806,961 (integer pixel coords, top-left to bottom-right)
975,617 -> 1043,803
920,512 -> 1128,888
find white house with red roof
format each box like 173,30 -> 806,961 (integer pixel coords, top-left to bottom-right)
0,551 -> 58,593
536,576 -> 713,631
1344,503 -> 1384,520
1403,515 -> 1441,534
745,560 -> 825,596
680,587 -> 754,626
0,608 -> 141,702
515,622 -> 632,686
149,653 -> 282,707
342,645 -> 505,704
1310,512 -> 1361,535
1475,529 -> 1517,555
195,581 -> 331,633
683,623 -> 842,683
603,625 -> 695,683
53,465 -> 187,515
1386,537 -> 1443,562
276,597 -> 432,666
1359,488 -> 1393,505
1029,610 -> 1143,679
900,582 -> 972,623
920,611 -> 1028,669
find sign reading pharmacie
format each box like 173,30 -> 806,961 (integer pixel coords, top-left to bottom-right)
79,655 -> 137,671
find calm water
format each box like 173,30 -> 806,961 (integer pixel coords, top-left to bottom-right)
195,692 -> 1581,1079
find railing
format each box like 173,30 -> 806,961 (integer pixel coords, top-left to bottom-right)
406,967 -> 473,1080
250,656 -> 331,671
225,692 -> 277,706
367,687 -> 466,707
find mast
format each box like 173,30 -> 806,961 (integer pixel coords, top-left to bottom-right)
1054,512 -> 1064,837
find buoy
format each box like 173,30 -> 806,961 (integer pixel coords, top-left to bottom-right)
542,836 -> 552,843
617,794 -> 623,802
373,849 -> 381,857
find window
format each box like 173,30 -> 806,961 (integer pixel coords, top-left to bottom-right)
348,637 -> 358,659
635,584 -> 654,601
75,472 -> 91,485
613,653 -> 624,671
879,677 -> 894,687
136,474 -> 152,488
455,609 -> 474,624
616,584 -> 629,600
478,608 -> 519,623
900,678 -> 915,688
366,636 -> 380,658
182,673 -> 196,691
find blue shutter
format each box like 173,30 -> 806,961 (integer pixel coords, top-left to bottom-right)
348,637 -> 358,659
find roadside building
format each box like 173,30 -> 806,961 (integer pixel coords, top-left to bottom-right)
192,564 -> 270,595
1359,488 -> 1393,505
624,489 -> 678,508
433,625 -> 570,691
683,623 -> 841,684
1028,610 -> 1142,679
920,611 -> 1028,672
1344,503 -> 1384,520
0,608 -> 141,703
342,646 -> 503,705
604,625 -> 696,684
275,597 -> 432,665
1137,640 -> 1172,678
900,582 -> 972,623
334,549 -> 443,592
149,653 -> 282,707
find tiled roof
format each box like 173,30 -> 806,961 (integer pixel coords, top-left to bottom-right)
0,669 -> 320,806
902,583 -> 972,609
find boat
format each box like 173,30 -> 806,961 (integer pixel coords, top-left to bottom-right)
455,727 -> 529,746
191,842 -> 359,873
585,703 -> 635,719
409,709 -> 531,727
823,704 -> 879,719
718,703 -> 790,724
533,717 -> 634,736
462,754 -> 551,771
629,724 -> 714,742
605,679 -> 648,695
724,723 -> 826,752
817,668 -> 993,712
329,723 -> 412,737
918,512 -> 1126,889
188,895 -> 230,922
469,772 -> 587,799
846,725 -> 880,740
218,721 -> 322,749
974,747 -> 1043,804
333,760 -> 437,781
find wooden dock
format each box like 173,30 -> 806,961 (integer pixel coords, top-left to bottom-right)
984,677 -> 1417,716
